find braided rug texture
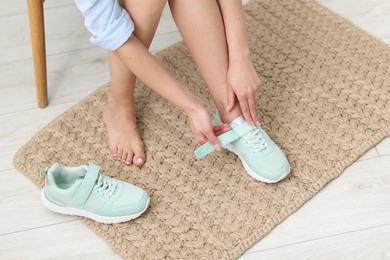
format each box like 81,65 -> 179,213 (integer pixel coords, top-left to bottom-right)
14,0 -> 390,259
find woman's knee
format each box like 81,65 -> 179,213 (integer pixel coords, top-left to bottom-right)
121,0 -> 166,16
119,0 -> 166,46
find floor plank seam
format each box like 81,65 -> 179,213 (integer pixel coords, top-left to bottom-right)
244,222 -> 390,255
377,153 -> 390,159
0,45 -> 98,66
0,167 -> 16,173
0,219 -> 78,237
356,153 -> 390,162
0,100 -> 79,117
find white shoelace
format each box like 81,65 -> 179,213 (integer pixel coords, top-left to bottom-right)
245,128 -> 268,153
93,174 -> 117,198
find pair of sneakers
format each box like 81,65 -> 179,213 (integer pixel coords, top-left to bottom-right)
195,112 -> 290,183
42,113 -> 289,223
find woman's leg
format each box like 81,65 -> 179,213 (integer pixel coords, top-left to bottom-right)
104,0 -> 166,166
168,0 -> 242,124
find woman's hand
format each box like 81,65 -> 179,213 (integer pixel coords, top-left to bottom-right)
215,0 -> 261,125
227,57 -> 261,126
187,104 -> 229,151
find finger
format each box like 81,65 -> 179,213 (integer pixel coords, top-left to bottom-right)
213,124 -> 230,136
214,129 -> 228,136
205,131 -> 221,151
221,124 -> 230,133
220,125 -> 231,135
248,96 -> 259,124
214,127 -> 229,136
212,125 -> 224,132
212,124 -> 228,132
227,87 -> 236,112
238,97 -> 254,125
195,135 -> 208,145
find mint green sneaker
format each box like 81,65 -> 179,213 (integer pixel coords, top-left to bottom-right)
41,163 -> 149,224
194,113 -> 290,183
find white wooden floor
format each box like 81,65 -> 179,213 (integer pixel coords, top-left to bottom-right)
1,0 -> 389,259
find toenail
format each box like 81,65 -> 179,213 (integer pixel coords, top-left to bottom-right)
136,158 -> 143,164
126,161 -> 130,165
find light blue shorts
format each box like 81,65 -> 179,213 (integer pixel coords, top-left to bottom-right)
74,0 -> 134,51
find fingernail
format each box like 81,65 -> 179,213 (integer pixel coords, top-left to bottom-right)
215,144 -> 221,152
256,121 -> 261,127
136,158 -> 143,164
226,105 -> 230,112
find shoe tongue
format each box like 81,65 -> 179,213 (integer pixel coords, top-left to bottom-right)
73,178 -> 84,188
74,165 -> 88,178
46,168 -> 83,190
67,166 -> 89,187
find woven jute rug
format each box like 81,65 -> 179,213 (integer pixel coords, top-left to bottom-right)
14,0 -> 390,258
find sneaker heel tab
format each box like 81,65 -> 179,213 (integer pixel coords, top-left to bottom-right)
43,167 -> 52,187
43,167 -> 49,177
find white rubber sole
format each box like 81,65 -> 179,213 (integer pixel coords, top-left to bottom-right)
41,189 -> 150,224
224,144 -> 290,183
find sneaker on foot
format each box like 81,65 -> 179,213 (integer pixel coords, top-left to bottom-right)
195,113 -> 290,183
41,162 -> 149,224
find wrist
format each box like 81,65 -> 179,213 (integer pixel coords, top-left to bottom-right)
179,90 -> 203,115
229,47 -> 251,66
183,99 -> 204,116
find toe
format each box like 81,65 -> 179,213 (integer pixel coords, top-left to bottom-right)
121,150 -> 128,163
133,144 -> 146,166
116,147 -> 123,161
133,156 -> 144,167
125,150 -> 134,165
107,139 -> 118,158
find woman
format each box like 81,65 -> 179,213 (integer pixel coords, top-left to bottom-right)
74,0 -> 290,183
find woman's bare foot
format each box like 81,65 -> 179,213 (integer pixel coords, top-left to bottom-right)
103,96 -> 146,166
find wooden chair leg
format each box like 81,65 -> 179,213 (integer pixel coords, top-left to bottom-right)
28,0 -> 48,108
